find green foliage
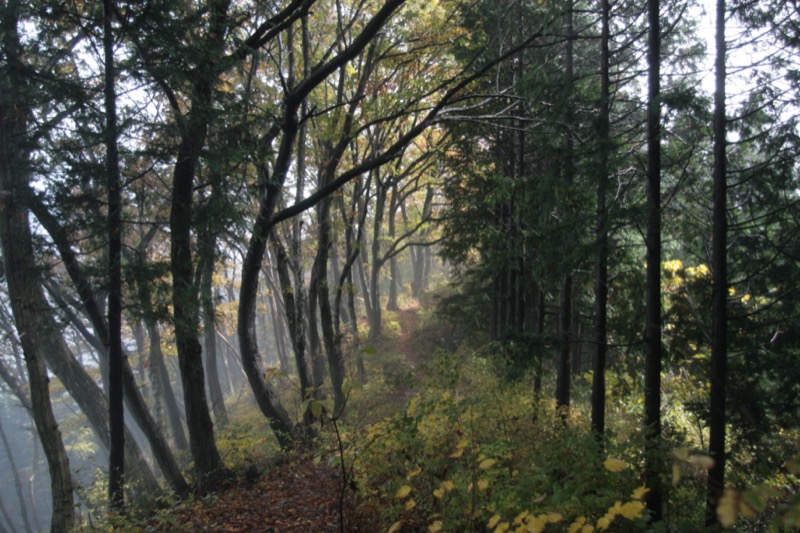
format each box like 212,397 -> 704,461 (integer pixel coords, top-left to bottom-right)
349,351 -> 653,532
216,400 -> 282,469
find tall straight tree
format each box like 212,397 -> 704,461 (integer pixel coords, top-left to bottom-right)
706,0 -> 728,524
591,0 -> 611,441
555,0 -> 575,417
102,0 -> 124,510
644,0 -> 663,521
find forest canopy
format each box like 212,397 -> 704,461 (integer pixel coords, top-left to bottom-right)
0,0 -> 798,531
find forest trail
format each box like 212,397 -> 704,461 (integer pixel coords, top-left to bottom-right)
156,305 -> 432,532
397,302 -> 421,365
159,457 -> 374,532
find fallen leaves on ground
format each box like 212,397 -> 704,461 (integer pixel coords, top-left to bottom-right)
149,458 -> 376,532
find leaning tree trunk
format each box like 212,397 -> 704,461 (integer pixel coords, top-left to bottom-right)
0,102 -> 75,531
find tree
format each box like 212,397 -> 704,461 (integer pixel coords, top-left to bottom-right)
0,10 -> 77,527
644,0 -> 663,521
102,0 -> 124,509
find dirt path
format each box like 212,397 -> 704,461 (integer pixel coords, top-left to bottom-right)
397,303 -> 421,365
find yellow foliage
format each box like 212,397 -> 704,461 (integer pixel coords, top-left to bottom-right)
487,514 -> 502,529
619,501 -> 645,519
433,488 -> 444,499
395,485 -> 411,499
717,489 -> 740,528
404,498 -> 417,510
478,479 -> 489,490
596,515 -> 612,530
689,454 -> 715,470
568,517 -> 587,533
602,457 -> 628,472
494,522 -> 510,533
631,486 -> 648,500
388,521 -> 403,533
428,520 -> 443,532
479,458 -> 497,470
664,259 -> 684,273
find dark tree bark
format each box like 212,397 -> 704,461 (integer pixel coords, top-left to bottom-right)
33,203 -> 189,495
706,0 -> 728,524
1,8 -> 75,529
0,109 -> 76,533
102,0 -> 125,509
591,0 -> 611,442
270,235 -> 315,430
555,0 -> 575,418
644,0 -> 664,521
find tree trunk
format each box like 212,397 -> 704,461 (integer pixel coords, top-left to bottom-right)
201,253 -> 229,428
555,0 -> 575,418
102,0 -> 125,507
271,234 -> 315,430
706,0 -> 728,524
591,0 -> 611,443
0,416 -> 35,533
0,110 -> 76,532
644,0 -> 664,520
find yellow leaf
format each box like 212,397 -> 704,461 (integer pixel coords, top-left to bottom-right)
596,516 -> 612,531
388,521 -> 403,533
408,466 -> 422,478
671,447 -> 690,461
619,501 -> 645,519
631,486 -> 649,500
513,510 -> 529,525
395,485 -> 412,499
580,526 -> 595,533
443,480 -> 455,491
456,438 -> 469,449
603,457 -> 627,472
717,489 -> 740,528
433,488 -> 444,499
450,448 -> 465,459
405,498 -> 417,510
545,513 -> 563,523
428,520 -> 443,533
479,458 -> 497,470
487,514 -> 502,529
672,463 -> 682,486
568,517 -> 586,533
494,522 -> 510,533
689,454 -> 715,470
478,479 -> 489,491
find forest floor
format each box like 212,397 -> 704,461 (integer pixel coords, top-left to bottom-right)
147,301 -> 435,532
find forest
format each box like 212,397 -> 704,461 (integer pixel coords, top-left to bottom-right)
0,0 -> 798,531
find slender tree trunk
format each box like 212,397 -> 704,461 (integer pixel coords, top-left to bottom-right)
0,417 -> 35,533
201,253 -> 229,428
2,11 -> 76,526
644,0 -> 664,521
555,0 -> 575,418
271,235 -> 315,431
149,322 -> 189,452
32,182 -> 188,494
368,181 -> 387,341
103,0 -> 125,508
706,0 -> 728,524
591,0 -> 611,443
0,134 -> 76,533
316,190 -> 347,413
